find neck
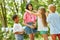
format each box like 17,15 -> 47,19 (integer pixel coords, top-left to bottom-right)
50,11 -> 55,13
52,12 -> 55,13
29,10 -> 32,11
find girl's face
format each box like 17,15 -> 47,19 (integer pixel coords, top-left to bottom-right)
50,6 -> 56,12
28,5 -> 33,11
38,9 -> 45,14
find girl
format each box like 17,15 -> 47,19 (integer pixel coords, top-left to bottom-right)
26,7 -> 48,40
23,3 -> 37,40
37,7 -> 48,40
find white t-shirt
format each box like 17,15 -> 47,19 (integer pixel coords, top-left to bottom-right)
13,23 -> 24,33
37,17 -> 48,31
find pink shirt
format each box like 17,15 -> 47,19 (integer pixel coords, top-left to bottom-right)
23,11 -> 36,23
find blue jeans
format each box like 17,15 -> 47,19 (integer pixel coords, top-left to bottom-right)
24,22 -> 37,35
15,34 -> 24,40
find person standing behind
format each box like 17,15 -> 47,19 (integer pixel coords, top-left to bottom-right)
47,4 -> 60,40
12,15 -> 24,40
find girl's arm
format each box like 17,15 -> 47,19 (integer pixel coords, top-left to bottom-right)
25,9 -> 39,16
14,31 -> 24,34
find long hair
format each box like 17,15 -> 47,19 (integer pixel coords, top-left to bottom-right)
39,7 -> 47,27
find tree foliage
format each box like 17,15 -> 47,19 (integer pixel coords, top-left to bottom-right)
0,0 -> 60,27
0,0 -> 60,40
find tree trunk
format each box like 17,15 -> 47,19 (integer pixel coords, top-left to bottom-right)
3,0 -> 7,27
0,4 -> 5,27
21,0 -> 27,14
0,0 -> 7,27
13,0 -> 18,14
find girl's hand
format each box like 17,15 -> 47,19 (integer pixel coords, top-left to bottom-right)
20,31 -> 24,34
20,32 -> 23,34
25,9 -> 31,13
30,26 -> 36,29
33,24 -> 36,28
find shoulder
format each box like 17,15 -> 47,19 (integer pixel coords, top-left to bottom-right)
52,13 -> 59,17
55,12 -> 59,15
47,13 -> 53,20
47,13 -> 52,18
48,13 -> 57,17
24,11 -> 30,14
24,12 -> 30,16
19,23 -> 22,26
13,23 -> 19,27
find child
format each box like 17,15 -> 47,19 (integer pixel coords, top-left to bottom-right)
26,7 -> 48,40
37,7 -> 48,40
23,3 -> 37,40
47,4 -> 60,40
12,15 -> 24,40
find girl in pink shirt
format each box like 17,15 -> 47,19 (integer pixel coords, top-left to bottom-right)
23,3 -> 37,40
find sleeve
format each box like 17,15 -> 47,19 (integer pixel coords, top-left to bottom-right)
23,12 -> 27,20
13,25 -> 20,33
47,16 -> 51,23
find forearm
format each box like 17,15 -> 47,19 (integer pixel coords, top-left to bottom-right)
25,9 -> 38,16
30,11 -> 39,16
14,32 -> 24,34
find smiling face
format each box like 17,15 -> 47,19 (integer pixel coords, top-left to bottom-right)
26,3 -> 33,11
28,4 -> 33,11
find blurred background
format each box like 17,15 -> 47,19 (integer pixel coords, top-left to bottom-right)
0,0 -> 60,40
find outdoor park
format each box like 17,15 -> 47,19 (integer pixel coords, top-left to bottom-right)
0,0 -> 60,40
